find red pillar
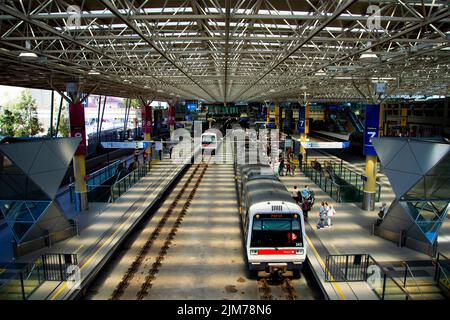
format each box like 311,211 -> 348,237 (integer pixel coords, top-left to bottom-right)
69,101 -> 87,156
69,101 -> 88,211
168,105 -> 176,131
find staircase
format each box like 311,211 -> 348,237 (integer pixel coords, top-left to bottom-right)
388,261 -> 447,300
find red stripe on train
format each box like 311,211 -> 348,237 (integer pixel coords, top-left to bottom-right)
257,249 -> 296,255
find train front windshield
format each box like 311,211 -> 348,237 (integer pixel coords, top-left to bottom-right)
251,214 -> 303,248
202,135 -> 216,145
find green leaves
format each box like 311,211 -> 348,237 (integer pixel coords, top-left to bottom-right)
0,89 -> 44,137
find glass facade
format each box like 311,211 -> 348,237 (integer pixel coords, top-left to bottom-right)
0,200 -> 51,242
403,153 -> 450,201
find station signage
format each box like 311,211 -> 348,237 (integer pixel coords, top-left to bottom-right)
298,105 -> 309,134
364,104 -> 381,156
101,141 -> 150,149
299,141 -> 349,149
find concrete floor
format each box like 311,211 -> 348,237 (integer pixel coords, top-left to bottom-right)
85,142 -> 321,300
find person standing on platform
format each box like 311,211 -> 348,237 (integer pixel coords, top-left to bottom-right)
143,150 -> 148,164
317,202 -> 326,229
285,157 -> 291,176
291,186 -> 300,204
301,185 -> 311,201
278,157 -> 285,176
326,204 -> 335,227
376,203 -> 388,226
289,154 -> 296,176
298,152 -> 303,172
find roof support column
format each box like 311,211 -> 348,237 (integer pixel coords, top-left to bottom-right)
65,82 -> 89,212
139,97 -> 153,166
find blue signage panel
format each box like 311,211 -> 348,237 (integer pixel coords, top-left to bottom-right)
298,106 -> 306,133
364,104 -> 380,156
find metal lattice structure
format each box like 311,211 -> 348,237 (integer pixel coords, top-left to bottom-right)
0,0 -> 449,103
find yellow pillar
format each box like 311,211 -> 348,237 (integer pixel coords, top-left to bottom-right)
363,155 -> 378,211
300,103 -> 310,161
266,106 -> 271,123
401,107 -> 408,135
144,132 -> 152,166
275,104 -> 280,129
73,154 -> 88,211
364,155 -> 377,193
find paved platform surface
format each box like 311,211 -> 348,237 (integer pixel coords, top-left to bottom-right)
278,151 -> 445,300
85,142 -> 323,300
27,154 -> 191,300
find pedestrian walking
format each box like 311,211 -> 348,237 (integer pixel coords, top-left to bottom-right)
291,186 -> 300,204
317,202 -> 326,229
326,204 -> 336,227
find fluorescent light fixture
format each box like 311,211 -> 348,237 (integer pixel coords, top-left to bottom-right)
19,40 -> 38,61
19,52 -> 38,60
360,51 -> 378,61
88,69 -> 100,75
359,42 -> 378,62
315,69 -> 326,76
157,89 -> 163,93
269,89 -> 276,93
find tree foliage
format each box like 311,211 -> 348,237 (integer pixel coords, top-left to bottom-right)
0,89 -> 44,137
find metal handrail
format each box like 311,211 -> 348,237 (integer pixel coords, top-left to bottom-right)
367,255 -> 414,300
434,261 -> 450,284
401,261 -> 424,297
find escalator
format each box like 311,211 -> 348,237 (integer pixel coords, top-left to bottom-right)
343,107 -> 364,133
323,163 -> 363,202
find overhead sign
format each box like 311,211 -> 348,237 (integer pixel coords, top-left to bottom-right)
300,141 -> 350,149
364,104 -> 381,156
102,141 -> 148,149
298,104 -> 309,134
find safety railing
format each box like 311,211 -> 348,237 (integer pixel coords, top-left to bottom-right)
0,253 -> 77,300
325,254 -> 369,282
110,163 -> 149,202
434,253 -> 450,294
325,253 -> 413,300
69,155 -> 137,203
401,261 -> 424,298
302,160 -> 381,203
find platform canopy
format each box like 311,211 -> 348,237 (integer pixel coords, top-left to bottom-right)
0,0 -> 449,103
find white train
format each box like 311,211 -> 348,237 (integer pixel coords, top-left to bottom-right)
236,163 -> 306,278
201,123 -> 224,155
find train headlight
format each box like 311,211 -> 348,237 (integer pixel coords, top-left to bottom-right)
250,250 -> 258,255
296,249 -> 304,255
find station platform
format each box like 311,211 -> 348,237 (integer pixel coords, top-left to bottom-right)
22,153 -> 193,300
279,152 -> 449,300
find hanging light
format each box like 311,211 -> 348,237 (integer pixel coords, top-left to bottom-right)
360,42 -> 378,62
88,69 -> 100,75
19,40 -> 38,61
315,69 -> 326,77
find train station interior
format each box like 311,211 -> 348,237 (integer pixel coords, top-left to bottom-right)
0,0 -> 449,305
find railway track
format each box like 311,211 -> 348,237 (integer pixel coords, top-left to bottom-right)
257,278 -> 298,300
110,160 -> 209,300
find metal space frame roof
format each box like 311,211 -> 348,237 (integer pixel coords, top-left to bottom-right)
0,0 -> 449,103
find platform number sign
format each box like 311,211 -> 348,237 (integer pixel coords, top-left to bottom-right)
364,104 -> 381,156
298,105 -> 308,134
